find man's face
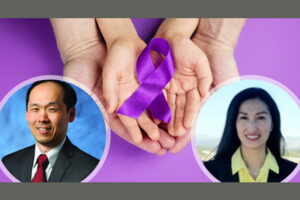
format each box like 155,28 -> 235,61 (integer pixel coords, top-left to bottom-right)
26,82 -> 75,148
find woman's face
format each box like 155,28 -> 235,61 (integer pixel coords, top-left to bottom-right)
236,98 -> 273,151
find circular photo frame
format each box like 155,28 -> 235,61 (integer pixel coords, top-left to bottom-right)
192,76 -> 300,182
0,75 -> 110,182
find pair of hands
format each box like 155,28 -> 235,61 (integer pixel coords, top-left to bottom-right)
51,18 -> 245,155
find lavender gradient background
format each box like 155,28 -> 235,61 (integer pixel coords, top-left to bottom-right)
0,18 -> 299,182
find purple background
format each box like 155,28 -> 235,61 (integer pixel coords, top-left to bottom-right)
0,18 -> 299,182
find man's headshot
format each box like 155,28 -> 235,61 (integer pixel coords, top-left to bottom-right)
0,79 -> 107,182
26,81 -> 76,151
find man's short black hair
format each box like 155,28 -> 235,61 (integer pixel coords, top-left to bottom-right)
26,80 -> 77,112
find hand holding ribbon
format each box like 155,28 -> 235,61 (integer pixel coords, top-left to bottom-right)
154,19 -> 213,140
102,37 -> 169,144
117,38 -> 174,123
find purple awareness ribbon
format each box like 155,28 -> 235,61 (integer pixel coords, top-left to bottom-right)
117,38 -> 174,123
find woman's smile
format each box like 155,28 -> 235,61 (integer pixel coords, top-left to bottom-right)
236,98 -> 273,150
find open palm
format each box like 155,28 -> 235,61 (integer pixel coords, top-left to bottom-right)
63,41 -> 174,155
165,36 -> 212,137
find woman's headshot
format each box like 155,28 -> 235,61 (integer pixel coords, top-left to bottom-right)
195,78 -> 300,182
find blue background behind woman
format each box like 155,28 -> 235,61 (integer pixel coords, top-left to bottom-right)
204,88 -> 297,182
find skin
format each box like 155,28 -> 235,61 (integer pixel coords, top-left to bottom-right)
26,82 -> 75,154
193,18 -> 246,86
50,18 -> 175,155
98,19 -> 165,143
98,18 -> 208,153
155,18 -> 245,152
236,98 -> 273,178
155,18 -> 212,137
50,18 -> 245,155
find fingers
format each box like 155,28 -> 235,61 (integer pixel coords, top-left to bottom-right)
119,111 -> 161,144
109,114 -> 162,154
167,93 -> 176,136
183,89 -> 200,129
174,94 -> 186,136
158,129 -> 176,149
118,114 -> 143,143
108,112 -> 166,154
168,91 -> 190,137
152,89 -> 168,125
156,148 -> 168,156
137,113 -> 160,141
170,129 -> 192,154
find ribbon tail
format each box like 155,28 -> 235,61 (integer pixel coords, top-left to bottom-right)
148,92 -> 171,123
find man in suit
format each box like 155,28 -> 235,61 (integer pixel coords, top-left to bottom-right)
2,80 -> 99,182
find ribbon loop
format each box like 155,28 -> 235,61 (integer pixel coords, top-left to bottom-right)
117,38 -> 174,123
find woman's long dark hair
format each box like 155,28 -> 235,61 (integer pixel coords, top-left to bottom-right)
213,87 -> 285,160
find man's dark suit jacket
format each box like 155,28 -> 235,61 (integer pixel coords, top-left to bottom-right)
2,137 -> 99,182
204,155 -> 297,182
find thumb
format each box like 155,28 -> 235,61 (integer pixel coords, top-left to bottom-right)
102,59 -> 119,113
194,54 -> 213,97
